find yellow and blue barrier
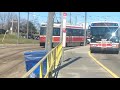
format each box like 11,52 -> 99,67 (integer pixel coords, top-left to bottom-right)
22,43 -> 63,78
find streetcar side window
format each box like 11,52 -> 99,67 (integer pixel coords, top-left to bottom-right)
72,29 -> 84,36
72,29 -> 79,36
80,29 -> 84,36
66,28 -> 73,36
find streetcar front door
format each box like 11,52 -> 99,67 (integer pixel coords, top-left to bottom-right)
66,29 -> 73,47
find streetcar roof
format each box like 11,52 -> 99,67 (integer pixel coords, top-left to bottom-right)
40,23 -> 84,29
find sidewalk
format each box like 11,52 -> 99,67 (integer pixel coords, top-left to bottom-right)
57,46 -> 112,78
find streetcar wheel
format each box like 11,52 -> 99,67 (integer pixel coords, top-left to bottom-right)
115,51 -> 119,54
90,50 -> 94,53
66,43 -> 68,47
80,43 -> 83,46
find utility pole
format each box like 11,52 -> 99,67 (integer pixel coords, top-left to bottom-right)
33,13 -> 36,45
70,12 -> 71,24
45,12 -> 55,51
27,12 -> 29,39
75,16 -> 77,25
10,19 -> 13,34
17,12 -> 20,44
84,12 -> 87,46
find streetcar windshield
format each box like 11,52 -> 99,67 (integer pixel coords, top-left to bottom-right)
53,28 -> 60,36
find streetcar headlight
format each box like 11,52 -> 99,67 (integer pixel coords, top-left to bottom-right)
112,33 -> 115,37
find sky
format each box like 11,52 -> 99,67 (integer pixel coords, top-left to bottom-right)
17,12 -> 120,25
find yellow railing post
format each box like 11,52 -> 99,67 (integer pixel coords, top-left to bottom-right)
57,44 -> 62,65
57,46 -> 60,65
53,48 -> 56,71
39,63 -> 43,78
49,54 -> 52,78
55,47 -> 58,68
47,56 -> 50,78
51,51 -> 54,77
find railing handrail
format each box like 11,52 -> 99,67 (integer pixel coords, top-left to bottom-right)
22,42 -> 62,78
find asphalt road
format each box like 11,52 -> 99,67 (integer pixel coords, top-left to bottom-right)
0,44 -> 44,78
58,46 -> 113,78
92,51 -> 120,77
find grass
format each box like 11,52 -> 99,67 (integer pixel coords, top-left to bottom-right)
0,34 -> 39,44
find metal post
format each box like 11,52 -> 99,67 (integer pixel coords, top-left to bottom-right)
60,12 -> 63,43
84,12 -> 87,46
27,12 -> 29,39
62,12 -> 67,47
60,12 -> 64,64
45,12 -> 55,51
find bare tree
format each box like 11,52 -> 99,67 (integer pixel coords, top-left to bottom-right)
0,12 -> 8,29
0,12 -> 38,37
0,12 -> 18,30
5,12 -> 17,30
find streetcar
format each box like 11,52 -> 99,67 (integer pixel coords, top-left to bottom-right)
39,23 -> 86,47
89,21 -> 120,54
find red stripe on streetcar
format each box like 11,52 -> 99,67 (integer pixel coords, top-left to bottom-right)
53,37 -> 60,42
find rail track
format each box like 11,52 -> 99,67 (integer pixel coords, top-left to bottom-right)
0,45 -> 44,78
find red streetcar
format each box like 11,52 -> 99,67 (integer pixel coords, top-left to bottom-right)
39,23 -> 86,47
